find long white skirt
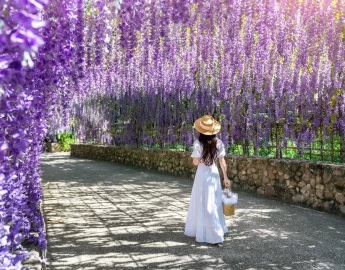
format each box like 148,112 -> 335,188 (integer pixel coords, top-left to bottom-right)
184,163 -> 228,244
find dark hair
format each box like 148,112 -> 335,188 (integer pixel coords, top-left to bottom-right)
198,133 -> 218,166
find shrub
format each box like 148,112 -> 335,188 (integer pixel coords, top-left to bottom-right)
57,132 -> 75,151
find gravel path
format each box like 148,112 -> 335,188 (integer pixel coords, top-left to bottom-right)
41,152 -> 345,270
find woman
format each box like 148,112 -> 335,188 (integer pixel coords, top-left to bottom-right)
184,115 -> 231,244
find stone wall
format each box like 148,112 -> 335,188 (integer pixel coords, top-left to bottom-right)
45,142 -> 64,153
71,144 -> 345,215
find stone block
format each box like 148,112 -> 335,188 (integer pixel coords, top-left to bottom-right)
298,181 -> 306,188
257,187 -> 265,195
268,171 -> 275,180
322,167 -> 333,184
316,184 -> 324,190
312,201 -> 320,209
290,164 -> 298,172
292,194 -> 304,203
252,174 -> 259,180
255,180 -> 262,187
322,201 -> 334,212
309,163 -> 323,174
316,175 -> 322,184
289,180 -> 297,187
262,177 -> 270,184
335,177 -> 345,188
306,199 -> 314,206
288,188 -> 296,196
240,176 -> 247,181
302,173 -> 310,181
233,177 -> 240,183
300,186 -> 310,197
316,190 -> 324,199
265,186 -> 276,197
340,205 -> 345,215
233,183 -> 240,189
278,175 -> 285,182
333,169 -> 344,176
335,193 -> 345,204
324,192 -> 334,200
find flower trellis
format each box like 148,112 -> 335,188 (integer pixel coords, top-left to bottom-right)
73,0 -> 345,154
1,0 -> 345,268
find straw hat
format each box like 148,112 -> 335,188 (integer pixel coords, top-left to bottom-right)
193,115 -> 221,135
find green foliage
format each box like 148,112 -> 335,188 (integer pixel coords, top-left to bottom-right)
228,144 -> 243,155
227,136 -> 344,163
57,132 -> 75,151
259,146 -> 274,157
140,143 -> 186,150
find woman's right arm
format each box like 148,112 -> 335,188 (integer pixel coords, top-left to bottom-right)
192,158 -> 200,166
191,140 -> 201,166
219,157 -> 231,187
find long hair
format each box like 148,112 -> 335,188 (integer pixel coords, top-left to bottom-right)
198,133 -> 218,166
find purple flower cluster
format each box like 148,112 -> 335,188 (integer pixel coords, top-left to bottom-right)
71,0 -> 345,154
0,0 -> 51,268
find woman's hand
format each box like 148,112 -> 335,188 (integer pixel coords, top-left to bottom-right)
224,178 -> 232,188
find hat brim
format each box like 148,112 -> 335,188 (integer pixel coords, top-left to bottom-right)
193,118 -> 221,135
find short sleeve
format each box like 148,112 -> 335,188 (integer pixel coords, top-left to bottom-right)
191,140 -> 202,158
217,140 -> 226,158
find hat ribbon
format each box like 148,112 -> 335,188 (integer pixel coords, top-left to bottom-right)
200,120 -> 215,131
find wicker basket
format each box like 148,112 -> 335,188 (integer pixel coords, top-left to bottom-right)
223,203 -> 235,216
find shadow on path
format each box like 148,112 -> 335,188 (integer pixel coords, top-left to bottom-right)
41,153 -> 345,270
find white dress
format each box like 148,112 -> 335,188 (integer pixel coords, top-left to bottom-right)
184,139 -> 228,244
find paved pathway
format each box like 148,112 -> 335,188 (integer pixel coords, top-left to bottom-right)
41,152 -> 345,270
